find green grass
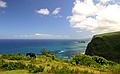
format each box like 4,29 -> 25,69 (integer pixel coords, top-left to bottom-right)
0,70 -> 29,74
0,52 -> 120,74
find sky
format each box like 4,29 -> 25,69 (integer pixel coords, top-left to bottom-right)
0,0 -> 120,39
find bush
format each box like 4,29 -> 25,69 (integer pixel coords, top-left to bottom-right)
0,54 -> 32,60
27,64 -> 36,72
110,64 -> 120,74
48,51 -> 54,55
40,49 -> 47,55
47,63 -> 50,66
72,54 -> 99,67
48,66 -> 59,73
92,56 -> 116,65
33,66 -> 45,73
27,64 -> 44,73
40,49 -> 54,55
80,70 -> 93,74
0,60 -> 26,70
72,54 -> 117,68
58,66 -> 71,74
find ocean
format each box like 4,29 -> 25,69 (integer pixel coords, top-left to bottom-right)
0,39 -> 90,59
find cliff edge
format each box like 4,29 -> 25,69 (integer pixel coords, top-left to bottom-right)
85,32 -> 120,63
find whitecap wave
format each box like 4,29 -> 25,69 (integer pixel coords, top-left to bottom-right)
58,50 -> 65,53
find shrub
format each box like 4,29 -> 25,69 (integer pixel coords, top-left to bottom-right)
27,64 -> 35,69
47,63 -> 50,66
0,54 -> 32,60
49,66 -> 59,73
72,54 -> 117,68
40,49 -> 54,55
48,51 -> 54,55
27,64 -> 45,73
0,60 -> 26,70
72,54 -> 99,67
58,66 -> 71,74
34,66 -> 45,73
110,64 -> 120,74
40,49 -> 47,55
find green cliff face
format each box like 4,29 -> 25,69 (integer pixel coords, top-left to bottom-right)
85,32 -> 120,63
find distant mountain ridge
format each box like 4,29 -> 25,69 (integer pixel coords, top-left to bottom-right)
85,31 -> 120,63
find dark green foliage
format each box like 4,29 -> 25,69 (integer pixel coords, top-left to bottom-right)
40,49 -> 47,55
27,64 -> 45,73
27,64 -> 36,71
0,52 -> 119,74
85,31 -> 120,63
0,60 -> 26,70
72,54 -> 99,67
40,49 -> 60,61
47,63 -> 50,66
33,66 -> 45,73
110,64 -> 120,74
92,56 -> 116,66
48,51 -> 54,55
0,53 -> 31,60
80,70 -> 93,74
48,66 -> 59,73
62,59 -> 71,63
72,54 -> 116,68
40,49 -> 54,55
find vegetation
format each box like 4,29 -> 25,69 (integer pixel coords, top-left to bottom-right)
0,60 -> 26,70
0,53 -> 32,60
0,49 -> 120,74
40,49 -> 54,55
85,31 -> 120,63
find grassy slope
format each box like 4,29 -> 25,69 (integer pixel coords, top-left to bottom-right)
85,31 -> 120,63
0,54 -> 114,74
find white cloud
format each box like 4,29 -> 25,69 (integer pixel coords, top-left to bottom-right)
100,0 -> 110,3
68,0 -> 120,34
76,30 -> 82,32
14,33 -> 69,39
34,33 -> 52,37
36,8 -> 49,15
36,7 -> 62,18
72,0 -> 97,16
52,7 -> 61,15
0,0 -> 7,8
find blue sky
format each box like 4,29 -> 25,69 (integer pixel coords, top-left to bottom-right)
0,0 -> 120,39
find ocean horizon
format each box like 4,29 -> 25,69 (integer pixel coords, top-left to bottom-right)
0,39 -> 90,59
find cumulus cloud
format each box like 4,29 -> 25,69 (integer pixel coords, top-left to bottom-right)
36,7 -> 62,18
68,0 -> 120,34
36,8 -> 49,15
52,7 -> 61,15
100,0 -> 110,3
34,33 -> 52,37
0,0 -> 7,8
14,33 -> 69,39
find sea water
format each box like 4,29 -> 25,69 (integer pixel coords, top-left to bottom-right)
0,39 -> 90,59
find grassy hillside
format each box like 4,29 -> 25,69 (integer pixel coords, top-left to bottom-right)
0,53 -> 120,74
85,31 -> 120,63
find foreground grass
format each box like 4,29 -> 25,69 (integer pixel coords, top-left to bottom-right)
0,70 -> 28,74
0,53 -> 119,74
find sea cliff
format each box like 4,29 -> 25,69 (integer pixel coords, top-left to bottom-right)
85,32 -> 120,63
